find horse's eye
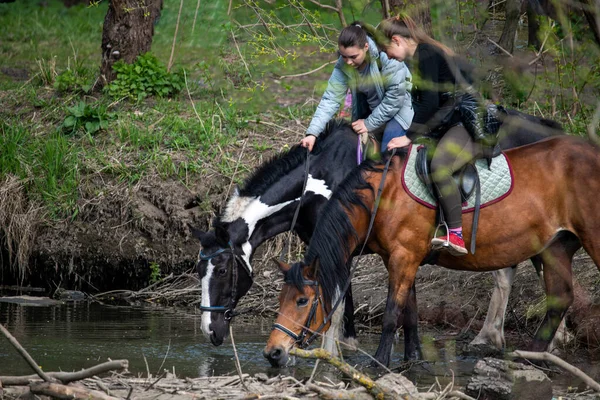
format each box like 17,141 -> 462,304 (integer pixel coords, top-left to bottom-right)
296,297 -> 309,307
218,267 -> 227,277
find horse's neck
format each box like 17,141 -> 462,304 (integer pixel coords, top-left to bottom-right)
224,130 -> 357,262
221,186 -> 325,264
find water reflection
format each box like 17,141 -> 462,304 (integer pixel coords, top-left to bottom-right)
0,300 -> 477,385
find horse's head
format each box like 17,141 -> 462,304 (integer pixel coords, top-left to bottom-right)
192,225 -> 253,346
263,259 -> 331,367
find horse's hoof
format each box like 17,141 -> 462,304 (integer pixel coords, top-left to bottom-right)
403,349 -> 422,362
340,336 -> 359,351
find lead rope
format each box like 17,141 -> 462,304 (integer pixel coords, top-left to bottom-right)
279,148 -> 310,262
304,148 -> 397,347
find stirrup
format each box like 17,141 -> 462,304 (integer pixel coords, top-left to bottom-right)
433,220 -> 449,245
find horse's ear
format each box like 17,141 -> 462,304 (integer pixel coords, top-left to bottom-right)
305,261 -> 318,280
189,224 -> 207,241
272,258 -> 291,273
215,224 -> 230,245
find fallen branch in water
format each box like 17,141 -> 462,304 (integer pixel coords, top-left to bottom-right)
0,322 -> 57,384
92,271 -> 200,306
0,360 -> 129,386
290,347 -> 392,399
508,350 -> 600,392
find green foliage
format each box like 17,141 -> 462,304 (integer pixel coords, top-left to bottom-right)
107,53 -> 183,101
62,101 -> 110,135
149,261 -> 161,284
54,69 -> 92,94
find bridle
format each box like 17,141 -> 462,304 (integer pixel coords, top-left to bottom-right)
271,277 -> 327,349
198,241 -> 253,321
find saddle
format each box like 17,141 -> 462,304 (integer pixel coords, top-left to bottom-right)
414,146 -> 481,254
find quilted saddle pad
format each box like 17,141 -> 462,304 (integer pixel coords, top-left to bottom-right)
401,145 -> 514,213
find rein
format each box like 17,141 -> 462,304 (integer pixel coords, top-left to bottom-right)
274,148 -> 397,348
198,242 -> 253,320
279,148 -> 310,262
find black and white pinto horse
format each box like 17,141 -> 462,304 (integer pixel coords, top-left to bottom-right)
193,111 -> 566,356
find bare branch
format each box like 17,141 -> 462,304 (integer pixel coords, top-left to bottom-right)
509,350 -> 600,392
1,360 -> 129,386
279,60 -> 337,79
305,0 -> 338,12
290,347 -> 390,399
0,322 -> 57,384
30,382 -> 121,400
167,0 -> 184,72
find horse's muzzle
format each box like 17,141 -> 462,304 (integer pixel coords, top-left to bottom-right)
263,345 -> 288,368
210,331 -> 224,346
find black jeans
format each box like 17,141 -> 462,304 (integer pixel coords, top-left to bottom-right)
430,125 -> 484,228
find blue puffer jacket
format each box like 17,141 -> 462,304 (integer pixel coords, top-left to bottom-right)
306,36 -> 414,137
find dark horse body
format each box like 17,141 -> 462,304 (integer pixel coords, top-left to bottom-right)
195,111 -> 563,352
264,135 -> 600,368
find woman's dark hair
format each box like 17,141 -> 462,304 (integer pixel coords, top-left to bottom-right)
338,21 -> 368,48
378,14 -> 454,56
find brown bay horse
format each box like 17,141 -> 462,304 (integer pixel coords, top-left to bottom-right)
264,135 -> 600,367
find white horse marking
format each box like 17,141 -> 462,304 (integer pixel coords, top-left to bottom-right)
306,175 -> 333,199
201,260 -> 215,338
220,176 -> 333,273
222,194 -> 255,223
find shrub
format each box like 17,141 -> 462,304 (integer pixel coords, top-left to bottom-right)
62,101 -> 110,135
106,53 -> 183,101
54,69 -> 92,94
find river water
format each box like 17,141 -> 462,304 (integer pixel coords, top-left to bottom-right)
1,299 -> 594,394
0,299 -> 481,386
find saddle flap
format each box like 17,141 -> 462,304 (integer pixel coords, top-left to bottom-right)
415,146 -> 434,194
456,163 -> 477,202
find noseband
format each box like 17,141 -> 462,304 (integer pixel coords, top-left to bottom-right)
271,278 -> 328,349
198,242 -> 253,321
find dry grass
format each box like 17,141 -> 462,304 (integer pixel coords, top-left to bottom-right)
0,175 -> 42,283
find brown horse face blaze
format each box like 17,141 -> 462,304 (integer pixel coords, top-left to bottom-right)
263,261 -> 330,367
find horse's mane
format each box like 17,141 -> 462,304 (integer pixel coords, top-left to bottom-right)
238,119 -> 352,198
285,159 -> 385,305
212,119 -> 353,230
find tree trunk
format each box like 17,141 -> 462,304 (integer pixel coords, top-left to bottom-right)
498,0 -> 521,53
382,0 -> 433,37
526,2 -> 541,49
580,0 -> 600,47
100,0 -> 163,85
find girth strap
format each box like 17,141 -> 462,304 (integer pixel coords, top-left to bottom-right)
470,172 -> 481,254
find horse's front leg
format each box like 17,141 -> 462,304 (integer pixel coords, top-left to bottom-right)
342,280 -> 359,350
372,251 -> 421,367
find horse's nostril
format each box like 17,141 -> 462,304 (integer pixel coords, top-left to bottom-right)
270,348 -> 282,360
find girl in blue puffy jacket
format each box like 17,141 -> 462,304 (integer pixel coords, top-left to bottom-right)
300,22 -> 414,154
